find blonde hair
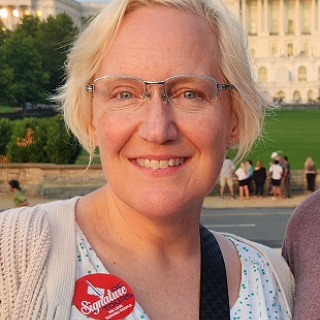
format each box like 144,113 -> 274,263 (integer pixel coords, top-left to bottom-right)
55,0 -> 266,163
305,157 -> 315,167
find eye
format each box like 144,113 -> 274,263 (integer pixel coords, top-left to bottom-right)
183,91 -> 198,99
119,91 -> 133,100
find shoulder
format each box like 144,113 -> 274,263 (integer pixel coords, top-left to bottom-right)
282,190 -> 320,260
0,205 -> 50,237
286,190 -> 320,231
219,232 -> 294,315
0,198 -> 79,239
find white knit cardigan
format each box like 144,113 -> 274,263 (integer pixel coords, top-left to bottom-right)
0,198 -> 294,320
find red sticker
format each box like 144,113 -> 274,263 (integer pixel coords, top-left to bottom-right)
73,273 -> 136,320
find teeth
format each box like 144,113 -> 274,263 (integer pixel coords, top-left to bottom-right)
136,158 -> 184,169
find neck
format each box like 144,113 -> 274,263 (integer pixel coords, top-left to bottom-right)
77,186 -> 202,258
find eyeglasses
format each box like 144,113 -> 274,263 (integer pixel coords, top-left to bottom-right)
86,75 -> 234,113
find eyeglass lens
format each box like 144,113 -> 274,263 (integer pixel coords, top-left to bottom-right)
92,76 -> 221,113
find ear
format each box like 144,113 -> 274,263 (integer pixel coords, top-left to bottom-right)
227,112 -> 240,147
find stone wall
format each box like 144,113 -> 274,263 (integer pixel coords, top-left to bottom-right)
0,163 -> 106,199
0,163 -> 318,199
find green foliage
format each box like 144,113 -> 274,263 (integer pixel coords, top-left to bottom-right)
0,18 -> 10,46
2,33 -> 49,106
4,116 -> 80,164
16,15 -> 41,38
0,46 -> 15,105
37,13 -> 78,94
0,14 -> 78,107
7,118 -> 48,163
0,118 -> 12,156
45,115 -> 81,164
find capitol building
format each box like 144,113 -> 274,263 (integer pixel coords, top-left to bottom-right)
1,0 -> 320,104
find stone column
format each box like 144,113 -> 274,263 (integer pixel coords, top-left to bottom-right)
280,0 -> 285,35
295,0 -> 301,35
264,0 -> 269,34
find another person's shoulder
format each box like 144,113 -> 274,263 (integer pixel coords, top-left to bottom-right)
286,189 -> 320,229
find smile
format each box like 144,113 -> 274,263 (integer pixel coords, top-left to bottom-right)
136,158 -> 185,169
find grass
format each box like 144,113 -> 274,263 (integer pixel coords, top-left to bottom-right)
231,108 -> 320,170
0,106 -> 16,113
75,148 -> 101,165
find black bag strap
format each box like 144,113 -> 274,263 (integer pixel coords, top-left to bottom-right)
199,224 -> 230,320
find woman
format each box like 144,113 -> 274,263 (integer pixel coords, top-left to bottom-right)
7,179 -> 29,207
253,160 -> 267,198
0,0 -> 293,319
304,157 -> 317,193
235,162 -> 250,200
269,159 -> 283,200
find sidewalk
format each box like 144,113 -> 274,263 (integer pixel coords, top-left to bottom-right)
203,193 -> 310,209
0,194 -> 57,211
1,193 -> 310,211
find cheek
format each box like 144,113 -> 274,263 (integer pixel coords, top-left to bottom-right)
190,112 -> 230,150
92,112 -> 133,149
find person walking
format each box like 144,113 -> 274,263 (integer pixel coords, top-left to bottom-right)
235,162 -> 250,200
219,156 -> 236,199
252,160 -> 267,198
283,156 -> 291,198
269,159 -> 283,200
304,157 -> 317,193
7,180 -> 29,208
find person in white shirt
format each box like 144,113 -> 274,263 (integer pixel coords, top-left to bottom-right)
219,157 -> 236,199
235,162 -> 250,200
269,159 -> 283,200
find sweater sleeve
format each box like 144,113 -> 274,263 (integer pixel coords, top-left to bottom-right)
0,206 -> 51,320
282,189 -> 320,319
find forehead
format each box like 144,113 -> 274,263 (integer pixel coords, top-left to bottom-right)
96,6 -> 221,79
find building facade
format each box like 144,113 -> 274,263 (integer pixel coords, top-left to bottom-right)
227,0 -> 320,104
0,0 -> 105,29
1,0 -> 320,104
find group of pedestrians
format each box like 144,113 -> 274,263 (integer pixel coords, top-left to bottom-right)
219,152 -> 317,200
219,157 -> 268,200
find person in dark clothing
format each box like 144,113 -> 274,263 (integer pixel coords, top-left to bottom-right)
283,156 -> 291,198
252,160 -> 267,198
304,157 -> 317,193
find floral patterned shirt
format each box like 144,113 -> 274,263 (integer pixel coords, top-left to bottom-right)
70,226 -> 291,320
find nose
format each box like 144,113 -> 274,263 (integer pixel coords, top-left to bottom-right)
138,90 -> 178,144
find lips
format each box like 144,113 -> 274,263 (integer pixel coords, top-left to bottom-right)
136,158 -> 185,169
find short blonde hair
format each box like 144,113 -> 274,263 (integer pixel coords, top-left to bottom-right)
56,0 -> 266,163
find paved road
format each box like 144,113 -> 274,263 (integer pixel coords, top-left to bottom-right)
200,207 -> 293,248
1,193 -> 310,249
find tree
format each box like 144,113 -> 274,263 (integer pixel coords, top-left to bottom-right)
0,46 -> 15,106
0,14 -> 78,107
1,31 -> 49,107
0,18 -> 10,46
0,118 -> 12,157
15,15 -> 41,38
37,13 -> 78,94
